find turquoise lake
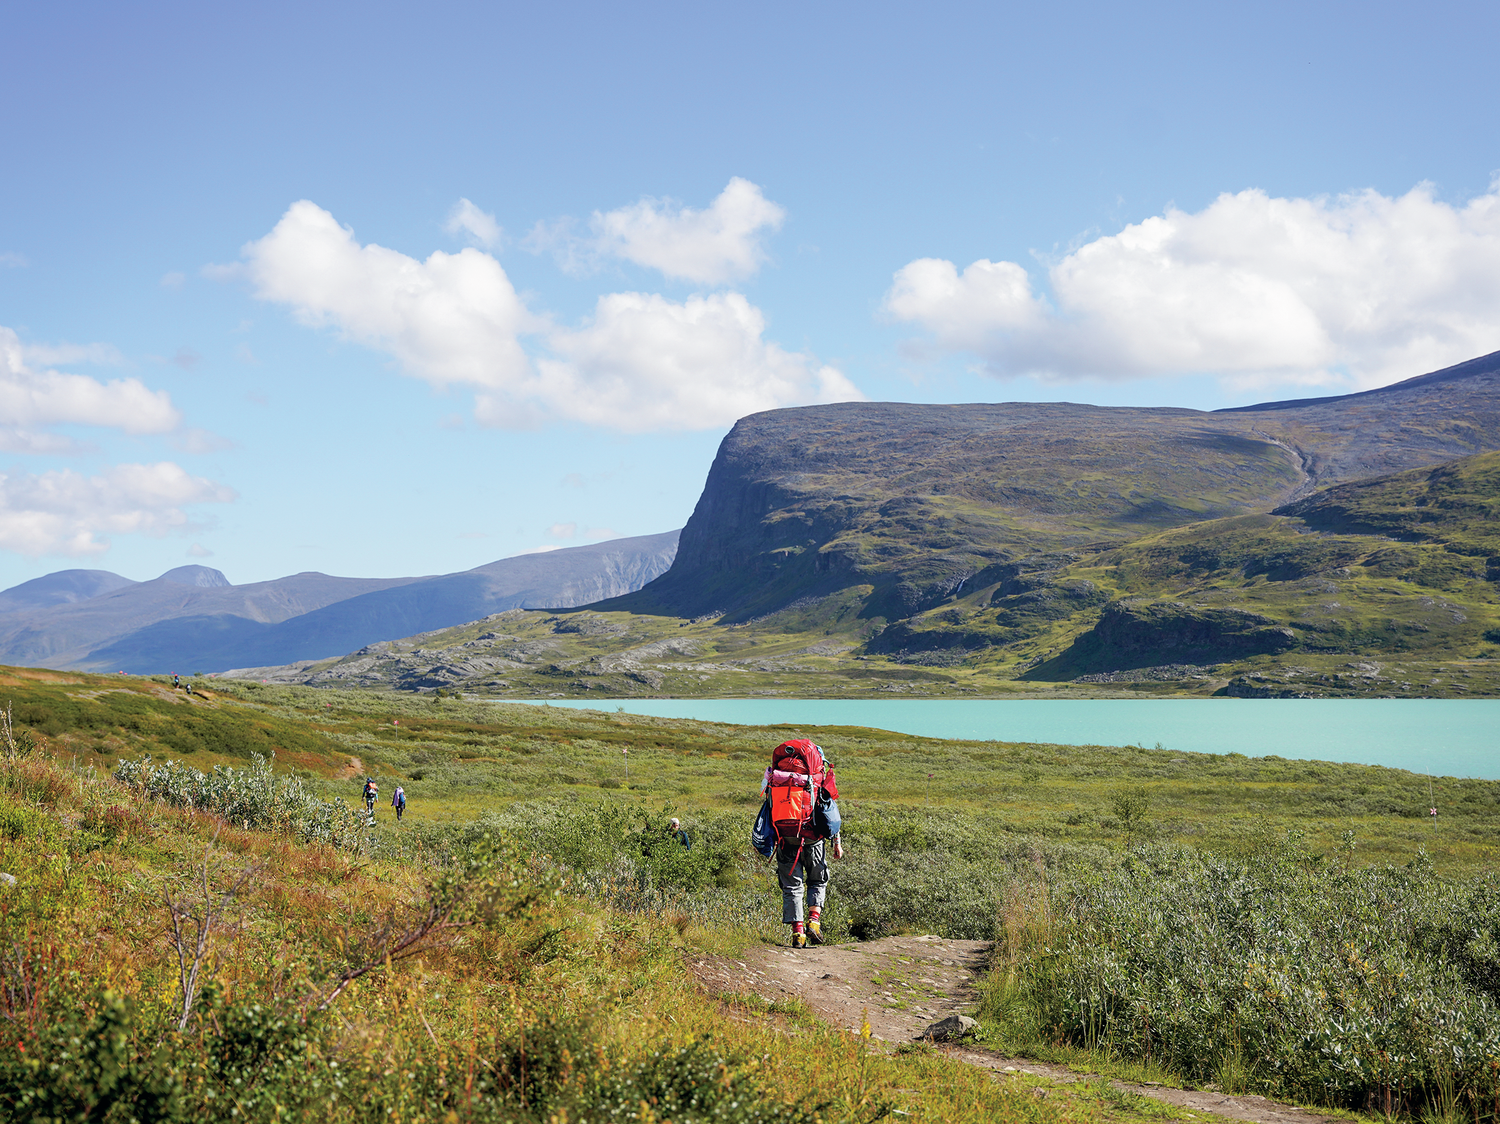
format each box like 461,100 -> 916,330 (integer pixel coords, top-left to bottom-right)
525,698 -> 1500,779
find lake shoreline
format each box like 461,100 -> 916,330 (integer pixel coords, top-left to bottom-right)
505,696 -> 1500,780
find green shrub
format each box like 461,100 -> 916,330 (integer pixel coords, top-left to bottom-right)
0,796 -> 52,843
993,838 -> 1500,1114
114,754 -> 365,851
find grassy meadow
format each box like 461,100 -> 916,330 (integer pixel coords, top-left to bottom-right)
2,665 -> 1498,1121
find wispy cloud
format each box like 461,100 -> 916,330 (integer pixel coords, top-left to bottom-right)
445,198 -> 503,250
528,177 -> 785,284
171,428 -> 235,455
0,462 -> 236,557
20,341 -> 126,367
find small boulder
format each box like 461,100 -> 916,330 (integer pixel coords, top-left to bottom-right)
919,1014 -> 976,1041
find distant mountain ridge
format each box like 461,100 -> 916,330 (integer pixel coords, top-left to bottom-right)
0,569 -> 137,614
0,532 -> 679,674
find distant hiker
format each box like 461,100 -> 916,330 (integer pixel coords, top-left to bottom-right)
362,778 -> 378,816
667,817 -> 690,849
392,785 -> 406,821
754,738 -> 843,948
171,674 -> 181,690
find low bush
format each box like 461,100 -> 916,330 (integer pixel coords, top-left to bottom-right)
114,754 -> 366,851
987,837 -> 1500,1117
0,989 -> 821,1124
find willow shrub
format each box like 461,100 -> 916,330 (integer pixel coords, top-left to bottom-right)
3,990 -> 819,1124
424,800 -> 1116,947
994,837 -> 1500,1116
113,754 -> 367,851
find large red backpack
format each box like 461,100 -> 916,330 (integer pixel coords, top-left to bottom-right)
766,739 -> 833,846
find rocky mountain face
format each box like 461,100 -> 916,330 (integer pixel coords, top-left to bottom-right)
0,531 -> 678,674
611,349 -> 1500,625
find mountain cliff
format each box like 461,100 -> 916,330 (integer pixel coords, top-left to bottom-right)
610,349 -> 1500,624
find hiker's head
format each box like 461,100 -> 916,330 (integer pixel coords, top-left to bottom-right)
669,818 -> 680,830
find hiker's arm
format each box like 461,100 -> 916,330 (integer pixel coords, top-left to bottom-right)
831,836 -> 844,860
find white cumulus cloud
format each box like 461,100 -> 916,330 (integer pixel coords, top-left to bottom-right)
445,198 -> 503,250
531,178 -> 786,284
0,327 -> 179,436
0,462 -> 236,557
886,182 -> 1500,392
235,200 -> 858,431
241,201 -> 538,392
521,291 -> 862,432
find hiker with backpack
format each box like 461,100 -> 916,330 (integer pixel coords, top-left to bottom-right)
362,778 -> 378,818
752,738 -> 843,948
391,785 -> 406,821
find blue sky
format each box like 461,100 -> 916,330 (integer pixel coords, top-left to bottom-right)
2,0 -> 1498,591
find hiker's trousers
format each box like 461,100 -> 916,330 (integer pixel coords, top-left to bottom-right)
777,838 -> 829,924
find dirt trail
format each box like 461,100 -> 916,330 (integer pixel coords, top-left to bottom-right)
689,936 -> 1346,1124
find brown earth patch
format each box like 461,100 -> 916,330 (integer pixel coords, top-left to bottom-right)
0,669 -> 88,686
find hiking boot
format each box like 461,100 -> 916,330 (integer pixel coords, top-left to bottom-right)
791,930 -> 808,949
807,920 -> 824,945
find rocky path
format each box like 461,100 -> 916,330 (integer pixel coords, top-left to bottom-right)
688,936 -> 1348,1124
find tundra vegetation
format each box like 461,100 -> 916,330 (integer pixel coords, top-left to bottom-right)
1,667 -> 1497,1122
